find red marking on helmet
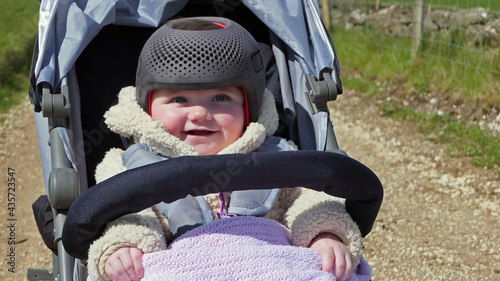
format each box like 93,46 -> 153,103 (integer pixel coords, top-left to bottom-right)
212,22 -> 226,28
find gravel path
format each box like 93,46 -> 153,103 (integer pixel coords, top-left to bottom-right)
330,92 -> 500,280
0,99 -> 52,281
1,94 -> 499,280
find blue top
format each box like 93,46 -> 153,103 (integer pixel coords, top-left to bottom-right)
122,136 -> 290,238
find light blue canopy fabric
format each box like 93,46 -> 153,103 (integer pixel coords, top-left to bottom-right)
34,0 -> 336,90
33,0 -> 339,152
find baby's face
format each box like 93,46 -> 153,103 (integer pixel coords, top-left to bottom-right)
150,87 -> 245,155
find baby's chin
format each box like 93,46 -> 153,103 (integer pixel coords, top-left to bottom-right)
188,142 -> 223,156
178,132 -> 239,155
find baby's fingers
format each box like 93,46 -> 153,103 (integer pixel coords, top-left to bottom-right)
105,247 -> 144,281
129,247 -> 144,278
319,251 -> 335,273
119,253 -> 140,280
333,252 -> 354,281
106,258 -> 133,281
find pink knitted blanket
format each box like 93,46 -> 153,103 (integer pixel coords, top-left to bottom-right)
141,217 -> 371,281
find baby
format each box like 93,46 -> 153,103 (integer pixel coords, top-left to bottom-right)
88,17 -> 363,281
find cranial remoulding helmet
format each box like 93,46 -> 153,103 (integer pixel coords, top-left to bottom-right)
136,17 -> 265,123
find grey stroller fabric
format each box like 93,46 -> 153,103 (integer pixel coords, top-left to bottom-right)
33,0 -> 337,93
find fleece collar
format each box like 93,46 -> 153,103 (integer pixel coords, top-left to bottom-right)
104,86 -> 279,157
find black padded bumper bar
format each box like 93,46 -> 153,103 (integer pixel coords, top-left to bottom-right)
63,151 -> 383,259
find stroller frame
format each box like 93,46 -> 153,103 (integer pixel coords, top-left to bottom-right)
28,82 -> 82,280
27,1 -> 356,280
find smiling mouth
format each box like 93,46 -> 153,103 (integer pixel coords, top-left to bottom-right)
186,130 -> 215,136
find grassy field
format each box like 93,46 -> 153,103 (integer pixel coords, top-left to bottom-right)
331,26 -> 500,174
0,0 -> 38,113
333,26 -> 500,106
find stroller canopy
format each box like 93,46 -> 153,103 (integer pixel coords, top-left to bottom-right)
33,0 -> 336,93
31,0 -> 340,151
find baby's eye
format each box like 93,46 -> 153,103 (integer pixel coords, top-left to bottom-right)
213,95 -> 230,102
171,97 -> 188,103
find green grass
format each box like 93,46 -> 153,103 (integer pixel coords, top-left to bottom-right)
341,76 -> 381,96
356,0 -> 500,11
332,26 -> 500,108
332,25 -> 500,174
0,0 -> 39,113
380,103 -> 500,173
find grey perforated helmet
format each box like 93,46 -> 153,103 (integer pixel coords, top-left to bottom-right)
136,17 -> 265,124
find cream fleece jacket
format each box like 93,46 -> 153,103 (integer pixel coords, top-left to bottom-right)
87,87 -> 363,281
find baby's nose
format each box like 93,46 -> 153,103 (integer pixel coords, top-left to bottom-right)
188,106 -> 213,121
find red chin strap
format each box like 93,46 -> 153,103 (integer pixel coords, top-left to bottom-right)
242,87 -> 250,127
148,90 -> 153,116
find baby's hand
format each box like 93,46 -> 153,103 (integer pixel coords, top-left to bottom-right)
309,233 -> 354,281
104,246 -> 144,281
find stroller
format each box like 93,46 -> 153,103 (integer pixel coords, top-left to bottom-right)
28,1 -> 383,280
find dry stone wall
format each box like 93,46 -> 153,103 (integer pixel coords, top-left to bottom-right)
329,3 -> 500,48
